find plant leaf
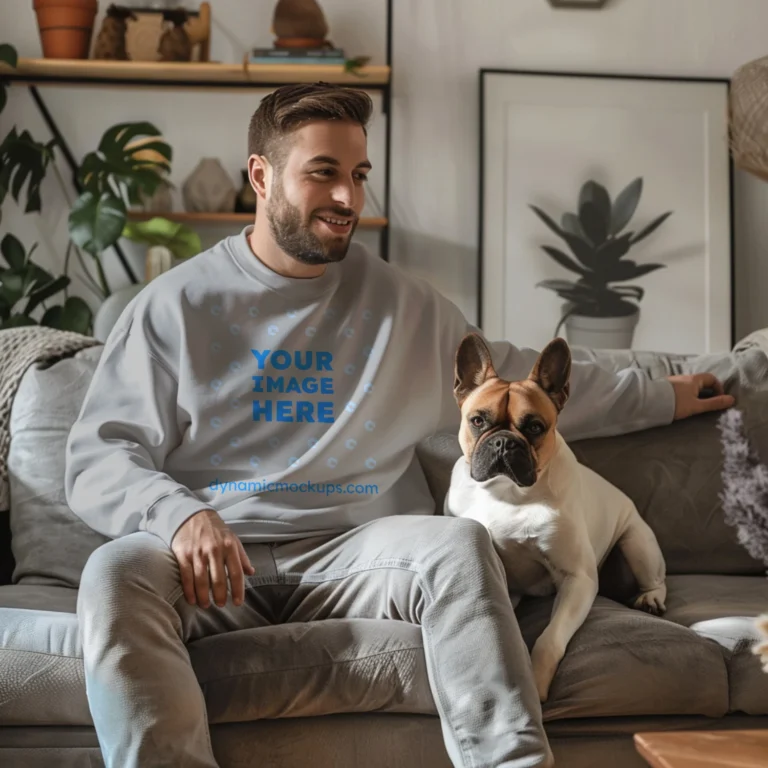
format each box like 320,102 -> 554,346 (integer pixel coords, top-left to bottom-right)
0,128 -> 55,213
536,279 -> 581,292
0,44 -> 18,68
579,181 -> 611,225
629,211 -> 672,245
59,296 -> 92,334
530,204 -> 567,240
78,123 -> 171,199
0,314 -> 37,330
540,246 -> 588,276
596,232 -> 634,263
561,231 -> 599,270
629,263 -> 666,278
0,271 -> 24,306
578,200 -> 608,246
98,121 -> 164,156
603,260 -> 666,282
613,285 -> 645,301
68,191 -> 127,256
1,233 -> 26,270
561,212 -> 587,241
610,177 -> 643,235
40,305 -> 62,328
23,275 -> 70,315
122,217 -> 202,259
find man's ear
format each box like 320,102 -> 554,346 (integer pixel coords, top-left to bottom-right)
529,337 -> 571,412
454,333 -> 498,406
248,154 -> 271,202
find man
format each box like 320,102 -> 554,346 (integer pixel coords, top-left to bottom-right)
65,82 -> 733,768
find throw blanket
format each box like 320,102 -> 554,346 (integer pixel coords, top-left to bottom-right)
0,326 -> 101,511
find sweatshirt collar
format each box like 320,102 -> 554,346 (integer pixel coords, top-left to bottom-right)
228,226 -> 342,300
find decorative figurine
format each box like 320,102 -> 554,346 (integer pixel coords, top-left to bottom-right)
272,0 -> 329,48
93,4 -> 137,60
158,7 -> 192,62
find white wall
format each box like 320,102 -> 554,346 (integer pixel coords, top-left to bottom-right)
3,0 -> 768,341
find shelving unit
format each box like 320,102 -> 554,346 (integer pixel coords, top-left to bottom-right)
0,1 -> 394,281
3,57 -> 391,88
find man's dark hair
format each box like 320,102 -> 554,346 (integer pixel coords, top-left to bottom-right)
248,82 -> 373,170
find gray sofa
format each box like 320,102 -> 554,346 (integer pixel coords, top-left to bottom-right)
2,333 -> 768,768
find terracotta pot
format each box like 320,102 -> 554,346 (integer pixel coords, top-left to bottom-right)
33,0 -> 99,59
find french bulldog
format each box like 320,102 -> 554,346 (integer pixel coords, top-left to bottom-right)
443,332 -> 667,703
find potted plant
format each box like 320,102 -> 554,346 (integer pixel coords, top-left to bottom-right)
122,216 -> 202,281
90,217 -> 201,341
531,177 -> 672,349
33,0 -> 99,59
1,41 -> 173,334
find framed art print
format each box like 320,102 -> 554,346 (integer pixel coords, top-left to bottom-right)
478,69 -> 733,354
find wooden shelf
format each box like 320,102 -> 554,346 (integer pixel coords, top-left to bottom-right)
0,58 -> 390,89
126,211 -> 388,228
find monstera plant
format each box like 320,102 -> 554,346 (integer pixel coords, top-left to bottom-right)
0,41 -> 172,333
531,177 -> 672,348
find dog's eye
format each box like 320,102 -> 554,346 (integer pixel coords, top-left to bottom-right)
527,422 -> 545,436
470,416 -> 484,428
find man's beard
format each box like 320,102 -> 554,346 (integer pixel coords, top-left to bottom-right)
266,183 -> 358,266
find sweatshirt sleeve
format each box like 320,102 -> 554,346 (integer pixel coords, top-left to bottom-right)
64,318 -> 212,547
435,300 -> 676,442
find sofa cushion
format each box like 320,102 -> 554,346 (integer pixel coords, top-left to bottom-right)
570,331 -> 768,577
0,584 -> 89,726
515,589 -> 730,722
418,331 -> 768,579
0,583 -> 437,727
8,346 -> 109,588
662,574 -> 768,716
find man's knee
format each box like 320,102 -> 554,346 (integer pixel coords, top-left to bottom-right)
79,532 -> 178,603
436,516 -> 496,553
413,516 -> 507,599
416,516 -> 500,568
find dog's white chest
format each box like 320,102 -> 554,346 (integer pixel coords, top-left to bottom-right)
484,499 -> 565,595
443,438 -> 628,596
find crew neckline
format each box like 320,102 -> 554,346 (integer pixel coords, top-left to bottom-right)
227,225 -> 342,300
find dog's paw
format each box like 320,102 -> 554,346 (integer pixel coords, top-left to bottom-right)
530,635 -> 563,703
633,585 -> 667,616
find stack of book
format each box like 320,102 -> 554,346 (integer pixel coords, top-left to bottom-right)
249,47 -> 346,65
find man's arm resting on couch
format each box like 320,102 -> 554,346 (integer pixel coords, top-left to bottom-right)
436,304 -> 734,440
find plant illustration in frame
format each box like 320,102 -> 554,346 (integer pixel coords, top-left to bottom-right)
530,177 -> 672,348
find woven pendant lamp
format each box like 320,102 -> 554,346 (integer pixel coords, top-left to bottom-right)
731,55 -> 768,182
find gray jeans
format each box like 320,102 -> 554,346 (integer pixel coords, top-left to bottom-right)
77,514 -> 553,768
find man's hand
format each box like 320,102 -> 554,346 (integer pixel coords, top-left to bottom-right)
171,509 -> 255,609
668,372 -> 735,420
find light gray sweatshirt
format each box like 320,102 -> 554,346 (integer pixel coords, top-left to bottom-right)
64,227 -> 675,547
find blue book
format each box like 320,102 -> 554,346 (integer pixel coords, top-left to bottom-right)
249,56 -> 346,65
251,47 -> 345,58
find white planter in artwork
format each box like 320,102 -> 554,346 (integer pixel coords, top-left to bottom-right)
563,305 -> 640,350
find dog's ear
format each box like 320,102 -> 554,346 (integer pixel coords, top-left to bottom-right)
529,337 -> 571,412
454,333 -> 498,406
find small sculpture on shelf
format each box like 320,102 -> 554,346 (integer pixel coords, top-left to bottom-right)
235,170 -> 257,214
159,7 -> 192,62
272,0 -> 330,49
93,4 -> 138,60
183,158 -> 237,213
